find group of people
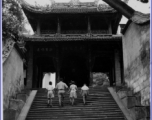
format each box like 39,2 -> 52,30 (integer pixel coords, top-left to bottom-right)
46,78 -> 89,107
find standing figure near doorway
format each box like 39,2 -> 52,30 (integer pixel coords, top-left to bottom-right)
68,81 -> 77,106
55,78 -> 68,107
47,81 -> 54,107
80,83 -> 89,105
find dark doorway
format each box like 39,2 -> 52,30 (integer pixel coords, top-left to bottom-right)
33,56 -> 55,88
60,53 -> 89,87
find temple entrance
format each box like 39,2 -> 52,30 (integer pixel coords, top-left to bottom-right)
60,53 -> 89,87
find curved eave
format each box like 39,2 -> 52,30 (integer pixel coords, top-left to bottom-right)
21,0 -> 117,14
22,35 -> 122,42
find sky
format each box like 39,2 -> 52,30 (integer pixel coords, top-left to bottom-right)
23,0 -> 150,35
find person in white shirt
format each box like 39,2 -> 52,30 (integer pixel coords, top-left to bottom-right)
80,83 -> 89,105
47,81 -> 54,107
68,81 -> 77,106
55,78 -> 68,107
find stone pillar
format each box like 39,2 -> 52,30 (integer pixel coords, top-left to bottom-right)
114,49 -> 121,86
26,44 -> 33,89
36,20 -> 41,35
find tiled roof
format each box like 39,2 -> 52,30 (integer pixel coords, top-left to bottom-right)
20,0 -> 116,14
22,34 -> 122,41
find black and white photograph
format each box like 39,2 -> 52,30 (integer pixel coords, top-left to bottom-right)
2,0 -> 150,120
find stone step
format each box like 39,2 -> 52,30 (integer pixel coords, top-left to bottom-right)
26,87 -> 125,120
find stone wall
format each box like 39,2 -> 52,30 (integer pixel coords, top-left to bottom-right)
122,22 -> 150,106
3,46 -> 24,110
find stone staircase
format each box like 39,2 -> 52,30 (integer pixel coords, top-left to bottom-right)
26,87 -> 126,120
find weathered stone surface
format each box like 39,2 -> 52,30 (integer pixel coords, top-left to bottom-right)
117,90 -> 133,99
121,96 -> 136,109
9,99 -> 25,119
17,93 -> 27,102
127,97 -> 136,109
3,47 -> 24,110
4,108 -> 16,120
134,92 -> 142,106
121,97 -> 127,108
123,22 -> 150,107
130,107 -> 147,120
21,89 -> 31,96
117,91 -> 127,99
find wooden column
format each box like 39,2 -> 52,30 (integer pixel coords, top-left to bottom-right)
108,22 -> 112,34
38,66 -> 42,88
55,45 -> 60,83
114,49 -> 121,86
26,44 -> 33,89
57,18 -> 61,34
36,20 -> 41,35
88,16 -> 91,33
88,46 -> 93,85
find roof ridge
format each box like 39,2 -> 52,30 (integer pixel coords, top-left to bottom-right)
21,0 -> 116,13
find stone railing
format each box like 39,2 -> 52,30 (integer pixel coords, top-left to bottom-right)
3,89 -> 31,120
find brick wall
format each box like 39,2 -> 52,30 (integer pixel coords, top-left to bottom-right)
122,22 -> 150,106
3,47 -> 24,110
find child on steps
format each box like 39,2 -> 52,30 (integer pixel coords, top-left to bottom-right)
46,81 -> 54,107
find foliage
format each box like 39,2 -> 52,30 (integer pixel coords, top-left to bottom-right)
2,0 -> 24,41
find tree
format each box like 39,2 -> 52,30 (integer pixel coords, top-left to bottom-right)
2,0 -> 24,42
